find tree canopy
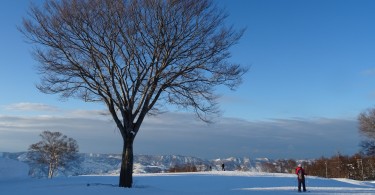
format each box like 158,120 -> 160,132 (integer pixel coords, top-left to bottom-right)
21,0 -> 247,187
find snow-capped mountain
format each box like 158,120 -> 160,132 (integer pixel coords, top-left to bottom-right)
1,152 -> 271,177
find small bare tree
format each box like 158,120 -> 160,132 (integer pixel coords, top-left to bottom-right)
359,108 -> 375,139
358,107 -> 375,155
28,131 -> 79,179
20,0 -> 247,187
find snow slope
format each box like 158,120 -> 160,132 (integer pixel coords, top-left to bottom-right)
1,171 -> 375,194
0,157 -> 29,181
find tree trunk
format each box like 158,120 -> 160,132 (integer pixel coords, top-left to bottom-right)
119,137 -> 134,188
48,163 -> 53,179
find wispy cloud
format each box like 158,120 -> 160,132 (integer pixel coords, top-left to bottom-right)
361,68 -> 375,76
4,102 -> 59,112
1,102 -> 110,120
67,109 -> 111,119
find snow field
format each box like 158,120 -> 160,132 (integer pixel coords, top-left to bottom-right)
0,157 -> 29,181
2,171 -> 375,194
1,157 -> 375,194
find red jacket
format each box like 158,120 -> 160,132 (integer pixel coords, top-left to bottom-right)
295,167 -> 306,179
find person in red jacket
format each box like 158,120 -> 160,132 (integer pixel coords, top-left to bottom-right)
295,164 -> 307,192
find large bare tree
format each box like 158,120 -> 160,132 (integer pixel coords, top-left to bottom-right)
20,0 -> 247,187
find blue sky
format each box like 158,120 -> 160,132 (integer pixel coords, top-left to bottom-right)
220,0 -> 375,120
0,0 -> 375,159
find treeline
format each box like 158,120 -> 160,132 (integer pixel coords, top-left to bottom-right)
168,164 -> 198,172
259,154 -> 375,181
306,153 -> 375,180
260,159 -> 297,174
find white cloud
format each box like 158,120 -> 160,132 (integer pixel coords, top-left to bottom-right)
4,102 -> 59,112
67,109 -> 111,119
1,102 -> 111,121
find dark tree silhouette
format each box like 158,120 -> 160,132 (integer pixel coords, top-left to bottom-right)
20,0 -> 247,187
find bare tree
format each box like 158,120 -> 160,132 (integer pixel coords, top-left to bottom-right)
358,108 -> 375,139
360,140 -> 375,156
358,107 -> 375,155
20,0 -> 247,187
28,131 -> 79,179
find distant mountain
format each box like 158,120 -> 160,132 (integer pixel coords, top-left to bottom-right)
1,152 -> 272,177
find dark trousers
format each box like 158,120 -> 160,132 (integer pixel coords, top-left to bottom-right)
298,179 -> 306,192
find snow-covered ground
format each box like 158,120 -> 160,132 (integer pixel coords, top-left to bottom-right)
2,157 -> 375,194
0,157 -> 29,181
3,172 -> 375,195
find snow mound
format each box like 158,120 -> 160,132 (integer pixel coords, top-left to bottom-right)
0,157 -> 29,180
